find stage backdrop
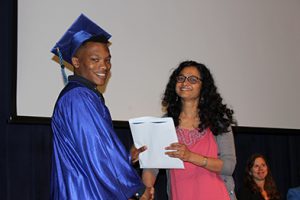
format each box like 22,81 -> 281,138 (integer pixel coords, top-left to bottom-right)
16,0 -> 300,129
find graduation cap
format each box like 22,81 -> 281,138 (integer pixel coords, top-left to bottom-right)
51,14 -> 111,84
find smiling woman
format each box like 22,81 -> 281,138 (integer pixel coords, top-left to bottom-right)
143,60 -> 237,200
239,153 -> 281,200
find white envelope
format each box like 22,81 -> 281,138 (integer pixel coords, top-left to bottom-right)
129,116 -> 184,169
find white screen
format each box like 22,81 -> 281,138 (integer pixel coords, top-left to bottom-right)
17,0 -> 300,129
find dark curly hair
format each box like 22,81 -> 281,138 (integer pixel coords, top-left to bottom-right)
243,153 -> 281,200
162,60 -> 235,135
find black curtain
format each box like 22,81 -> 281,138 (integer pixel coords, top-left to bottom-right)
1,123 -> 300,200
1,1 -> 300,200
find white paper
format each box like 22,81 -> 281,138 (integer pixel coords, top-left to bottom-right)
129,116 -> 184,169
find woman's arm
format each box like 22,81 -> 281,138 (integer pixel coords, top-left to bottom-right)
215,128 -> 236,175
142,169 -> 158,187
165,143 -> 224,173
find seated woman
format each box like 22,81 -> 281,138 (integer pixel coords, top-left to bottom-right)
238,153 -> 281,200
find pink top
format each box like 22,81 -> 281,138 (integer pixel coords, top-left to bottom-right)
170,128 -> 230,200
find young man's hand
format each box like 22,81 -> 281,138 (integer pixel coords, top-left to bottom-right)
130,145 -> 147,163
140,187 -> 154,200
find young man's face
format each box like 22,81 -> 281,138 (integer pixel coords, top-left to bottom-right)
72,42 -> 111,86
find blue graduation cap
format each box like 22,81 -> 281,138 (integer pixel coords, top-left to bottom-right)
51,14 -> 111,84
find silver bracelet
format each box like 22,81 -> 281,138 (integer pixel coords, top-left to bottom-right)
202,156 -> 208,167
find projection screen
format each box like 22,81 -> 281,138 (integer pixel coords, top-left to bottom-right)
16,0 -> 300,129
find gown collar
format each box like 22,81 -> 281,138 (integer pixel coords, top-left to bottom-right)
68,75 -> 105,102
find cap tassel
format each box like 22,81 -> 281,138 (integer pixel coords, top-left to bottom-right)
56,48 -> 68,85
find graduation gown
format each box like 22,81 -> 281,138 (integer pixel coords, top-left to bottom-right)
51,75 -> 143,200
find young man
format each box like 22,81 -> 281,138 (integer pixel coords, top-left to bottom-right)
50,14 -> 153,200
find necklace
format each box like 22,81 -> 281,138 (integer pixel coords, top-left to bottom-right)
179,114 -> 200,129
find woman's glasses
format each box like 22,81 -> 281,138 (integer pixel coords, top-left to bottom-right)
176,75 -> 202,84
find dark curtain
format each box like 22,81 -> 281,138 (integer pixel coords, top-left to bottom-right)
1,0 -> 300,200
1,124 -> 300,200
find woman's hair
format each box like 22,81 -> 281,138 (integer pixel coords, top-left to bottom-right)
162,60 -> 235,135
244,153 -> 281,200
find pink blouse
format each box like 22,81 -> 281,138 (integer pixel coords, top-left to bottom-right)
170,128 -> 230,200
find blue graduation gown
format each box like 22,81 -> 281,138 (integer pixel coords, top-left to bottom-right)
51,76 -> 143,200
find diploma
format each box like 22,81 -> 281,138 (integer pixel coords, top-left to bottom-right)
129,116 -> 184,169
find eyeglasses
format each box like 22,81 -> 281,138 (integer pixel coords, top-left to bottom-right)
176,75 -> 202,84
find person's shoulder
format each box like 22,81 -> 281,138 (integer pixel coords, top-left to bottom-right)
214,127 -> 234,142
54,85 -> 98,112
287,186 -> 300,200
238,187 -> 256,200
58,82 -> 93,101
239,186 -> 251,193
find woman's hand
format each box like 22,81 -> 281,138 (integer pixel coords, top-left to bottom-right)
130,145 -> 147,164
166,143 -> 224,172
165,142 -> 192,162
